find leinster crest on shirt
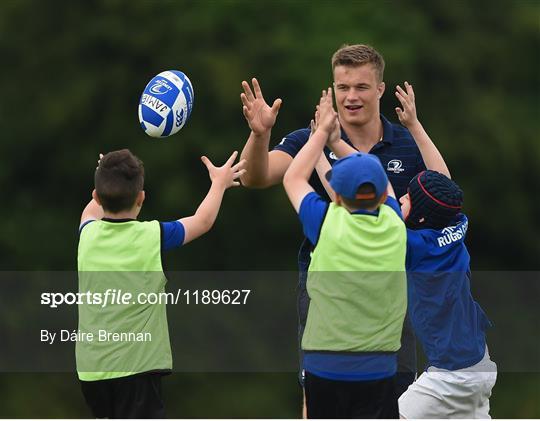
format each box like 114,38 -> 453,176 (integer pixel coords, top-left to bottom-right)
387,159 -> 405,173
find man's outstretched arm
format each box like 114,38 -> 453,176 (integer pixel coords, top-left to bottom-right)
239,78 -> 291,188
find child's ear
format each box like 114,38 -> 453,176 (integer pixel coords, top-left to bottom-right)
92,189 -> 101,206
136,191 -> 145,207
378,191 -> 388,206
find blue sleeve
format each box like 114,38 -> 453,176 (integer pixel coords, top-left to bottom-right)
385,196 -> 403,219
298,192 -> 329,246
405,229 -> 427,270
78,220 -> 95,235
160,221 -> 185,252
273,127 -> 310,158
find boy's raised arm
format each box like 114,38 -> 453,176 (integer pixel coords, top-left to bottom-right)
179,151 -> 246,245
310,117 -> 336,203
283,89 -> 338,213
323,103 -> 357,160
327,138 -> 357,159
395,81 -> 451,178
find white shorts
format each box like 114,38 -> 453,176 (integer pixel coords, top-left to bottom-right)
399,347 -> 497,419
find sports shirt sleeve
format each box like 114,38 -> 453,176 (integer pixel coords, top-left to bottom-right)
160,221 -> 185,251
384,196 -> 403,219
78,220 -> 95,235
272,127 -> 310,158
298,192 -> 329,246
405,229 -> 428,269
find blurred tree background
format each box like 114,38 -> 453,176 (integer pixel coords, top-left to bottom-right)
0,0 -> 538,417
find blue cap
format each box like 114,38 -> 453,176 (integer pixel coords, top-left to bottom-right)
326,153 -> 388,201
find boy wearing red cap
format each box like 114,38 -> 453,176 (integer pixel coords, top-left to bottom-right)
394,83 -> 497,419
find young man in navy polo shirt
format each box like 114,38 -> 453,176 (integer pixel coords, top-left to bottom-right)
239,44 -> 424,404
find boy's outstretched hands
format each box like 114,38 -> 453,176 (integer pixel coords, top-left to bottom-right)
240,78 -> 282,135
201,151 -> 246,189
314,88 -> 338,136
395,81 -> 419,128
181,151 -> 246,244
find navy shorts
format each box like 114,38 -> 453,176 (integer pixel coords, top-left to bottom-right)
80,372 -> 166,418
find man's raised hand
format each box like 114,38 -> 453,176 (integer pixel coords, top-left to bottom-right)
240,78 -> 282,135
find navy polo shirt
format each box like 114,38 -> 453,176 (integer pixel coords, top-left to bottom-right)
274,114 -> 426,202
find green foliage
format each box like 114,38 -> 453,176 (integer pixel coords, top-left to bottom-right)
0,0 -> 538,417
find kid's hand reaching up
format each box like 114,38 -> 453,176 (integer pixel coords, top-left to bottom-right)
201,151 -> 246,189
312,107 -> 340,149
314,88 -> 338,136
395,81 -> 419,128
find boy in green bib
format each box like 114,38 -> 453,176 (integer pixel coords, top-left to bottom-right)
283,90 -> 407,418
77,149 -> 245,418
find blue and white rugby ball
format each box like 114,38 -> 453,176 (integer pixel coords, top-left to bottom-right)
138,70 -> 194,138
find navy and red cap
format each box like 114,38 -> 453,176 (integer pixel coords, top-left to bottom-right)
406,170 -> 463,230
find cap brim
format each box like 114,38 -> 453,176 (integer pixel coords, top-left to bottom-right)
325,169 -> 332,182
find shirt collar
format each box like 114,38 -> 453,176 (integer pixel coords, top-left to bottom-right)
352,208 -> 379,216
380,114 -> 394,145
101,218 -> 136,223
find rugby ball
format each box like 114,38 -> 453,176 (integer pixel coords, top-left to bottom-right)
138,70 -> 194,138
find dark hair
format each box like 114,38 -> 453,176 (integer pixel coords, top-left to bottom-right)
331,44 -> 385,83
341,183 -> 383,211
94,149 -> 144,213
